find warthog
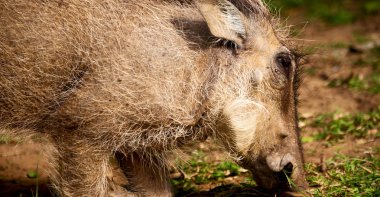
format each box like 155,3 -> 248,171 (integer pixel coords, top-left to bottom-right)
0,0 -> 308,196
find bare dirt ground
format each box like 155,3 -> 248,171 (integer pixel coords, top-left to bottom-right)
1,12 -> 379,197
297,14 -> 380,163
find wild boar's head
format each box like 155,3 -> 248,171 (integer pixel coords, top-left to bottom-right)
194,0 -> 308,193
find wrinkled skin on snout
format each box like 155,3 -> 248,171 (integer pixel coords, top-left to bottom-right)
196,0 -> 309,193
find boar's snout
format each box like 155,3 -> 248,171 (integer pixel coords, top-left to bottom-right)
266,153 -> 294,173
247,151 -> 308,195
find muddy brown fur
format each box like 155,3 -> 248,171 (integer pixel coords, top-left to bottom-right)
0,0 -> 307,196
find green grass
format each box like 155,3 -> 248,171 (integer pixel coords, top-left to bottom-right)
172,151 -> 380,196
310,106 -> 380,142
172,151 -> 306,196
328,45 -> 380,94
306,154 -> 380,196
328,75 -> 367,91
0,134 -> 13,144
368,73 -> 380,94
345,73 -> 380,93
267,0 -> 380,25
172,151 -> 252,196
370,46 -> 380,70
363,1 -> 380,14
329,42 -> 350,49
26,164 -> 40,197
353,34 -> 373,44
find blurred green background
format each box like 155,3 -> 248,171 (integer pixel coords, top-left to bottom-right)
268,0 -> 380,25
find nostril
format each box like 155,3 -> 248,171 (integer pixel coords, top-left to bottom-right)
278,132 -> 289,139
283,162 -> 293,176
279,153 -> 294,172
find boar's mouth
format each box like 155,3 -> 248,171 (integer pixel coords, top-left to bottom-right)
240,156 -> 306,196
273,163 -> 296,194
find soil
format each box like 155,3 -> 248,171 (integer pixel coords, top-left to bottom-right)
1,12 -> 379,197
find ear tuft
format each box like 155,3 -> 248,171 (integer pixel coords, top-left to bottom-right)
195,0 -> 246,47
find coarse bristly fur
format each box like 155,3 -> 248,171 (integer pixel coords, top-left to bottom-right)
0,0 -> 308,196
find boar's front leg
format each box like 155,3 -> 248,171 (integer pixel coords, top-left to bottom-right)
50,134 -> 115,197
116,152 -> 172,197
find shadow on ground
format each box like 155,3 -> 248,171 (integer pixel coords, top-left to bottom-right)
175,184 -> 282,197
0,181 -> 277,197
0,180 -> 52,197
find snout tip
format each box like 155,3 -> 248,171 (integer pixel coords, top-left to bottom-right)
266,153 -> 294,172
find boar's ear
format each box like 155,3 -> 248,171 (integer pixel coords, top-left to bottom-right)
195,0 -> 246,47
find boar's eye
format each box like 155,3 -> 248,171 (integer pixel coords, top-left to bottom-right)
275,53 -> 292,76
218,39 -> 240,50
